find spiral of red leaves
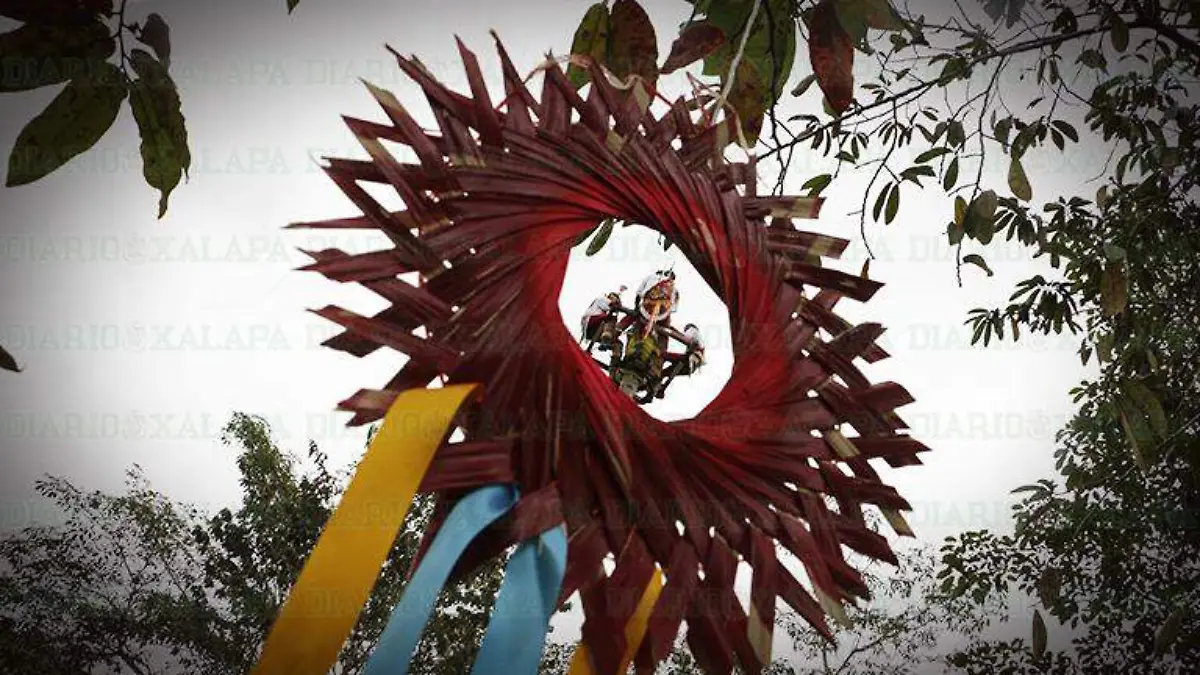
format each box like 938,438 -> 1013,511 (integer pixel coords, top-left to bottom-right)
291,35 -> 928,675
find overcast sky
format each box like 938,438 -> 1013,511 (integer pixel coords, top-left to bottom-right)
0,0 -> 1101,666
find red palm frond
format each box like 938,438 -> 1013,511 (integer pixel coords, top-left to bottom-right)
291,35 -> 930,675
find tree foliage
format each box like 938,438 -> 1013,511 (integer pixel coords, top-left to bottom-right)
0,413 -> 503,674
558,0 -> 1200,671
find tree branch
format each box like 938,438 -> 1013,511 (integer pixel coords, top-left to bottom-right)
764,20 -> 1167,160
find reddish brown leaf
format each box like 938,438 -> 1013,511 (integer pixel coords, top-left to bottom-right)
608,0 -> 658,88
808,0 -> 855,113
662,21 -> 726,74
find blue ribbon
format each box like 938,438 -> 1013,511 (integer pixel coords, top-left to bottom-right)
362,484 -> 517,675
471,524 -> 568,675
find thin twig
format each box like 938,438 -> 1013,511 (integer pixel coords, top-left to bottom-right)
712,0 -> 764,121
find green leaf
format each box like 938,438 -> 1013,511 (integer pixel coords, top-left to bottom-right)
947,220 -> 964,245
1078,49 -> 1106,70
585,218 -> 614,256
801,173 -> 833,195
943,156 -> 959,190
790,73 -> 817,97
884,181 -> 900,223
1008,156 -> 1032,201
287,0 -> 299,13
0,20 -> 115,92
1116,397 -> 1155,472
1037,568 -> 1061,606
1103,243 -> 1126,261
1110,14 -> 1129,52
137,13 -> 171,67
873,183 -> 891,222
1154,606 -> 1188,656
1010,484 -> 1049,496
0,343 -> 20,372
953,195 -> 967,225
915,147 -> 951,163
1099,261 -> 1127,316
128,49 -> 190,218
938,56 -> 968,83
1122,379 -> 1168,438
965,190 -> 998,244
835,0 -> 904,43
566,2 -> 610,89
1032,610 -> 1047,660
726,58 -> 770,144
962,253 -> 994,276
6,60 -> 126,187
1051,120 -> 1078,142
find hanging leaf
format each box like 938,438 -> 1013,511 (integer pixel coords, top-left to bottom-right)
287,0 -> 299,13
791,73 -> 817,97
808,0 -> 855,114
662,20 -> 725,73
873,183 -> 891,222
835,0 -> 904,42
884,181 -> 900,223
6,60 -> 126,186
1154,606 -> 1188,656
128,48 -> 191,218
801,173 -> 833,195
953,195 -> 967,225
947,220 -> 964,245
137,13 -> 171,67
962,254 -> 994,276
983,0 -> 1025,27
1078,49 -> 1106,70
965,190 -> 998,243
585,218 -> 614,256
1116,398 -> 1155,472
1008,156 -> 1032,201
566,2 -> 610,89
608,0 -> 658,88
574,225 -> 598,246
1110,13 -> 1129,52
0,20 -> 115,92
1037,567 -> 1061,606
914,147 -> 951,163
943,156 -> 959,190
727,59 -> 770,144
1099,261 -> 1127,316
0,343 -> 20,372
1032,609 -> 1047,660
1122,379 -> 1168,437
703,0 -> 795,103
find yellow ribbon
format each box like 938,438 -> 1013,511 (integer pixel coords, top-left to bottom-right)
567,568 -> 664,675
251,384 -> 478,675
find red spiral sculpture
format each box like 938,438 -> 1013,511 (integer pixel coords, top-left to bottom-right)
291,35 -> 929,675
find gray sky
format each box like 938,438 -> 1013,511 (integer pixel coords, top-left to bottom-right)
0,0 -> 1100,665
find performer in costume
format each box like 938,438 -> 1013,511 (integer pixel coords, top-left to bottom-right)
579,270 -> 703,403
